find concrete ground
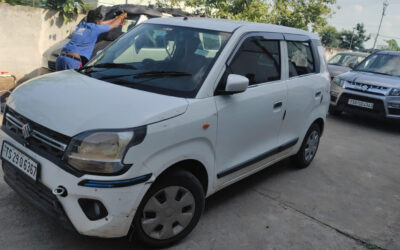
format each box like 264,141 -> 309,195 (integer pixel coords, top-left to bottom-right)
0,114 -> 399,250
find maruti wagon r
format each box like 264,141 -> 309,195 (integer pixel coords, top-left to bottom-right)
0,17 -> 330,247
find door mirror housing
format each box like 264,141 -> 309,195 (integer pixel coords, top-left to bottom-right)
218,74 -> 249,95
348,62 -> 357,69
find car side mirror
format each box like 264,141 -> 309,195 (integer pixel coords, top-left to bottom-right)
348,62 -> 357,69
219,74 -> 249,95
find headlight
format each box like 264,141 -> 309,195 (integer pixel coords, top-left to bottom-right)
332,78 -> 347,88
65,127 -> 145,174
389,88 -> 400,96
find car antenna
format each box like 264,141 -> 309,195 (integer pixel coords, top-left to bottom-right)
183,17 -> 188,21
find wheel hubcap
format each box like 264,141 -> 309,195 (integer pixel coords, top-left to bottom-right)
304,130 -> 319,162
141,186 -> 195,240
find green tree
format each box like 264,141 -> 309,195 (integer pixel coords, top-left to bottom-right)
384,39 -> 400,51
45,0 -> 86,23
338,23 -> 370,50
157,0 -> 337,31
319,25 -> 340,47
269,0 -> 337,32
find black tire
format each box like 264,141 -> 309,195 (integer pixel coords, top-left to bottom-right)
131,170 -> 205,248
329,106 -> 342,116
292,123 -> 321,168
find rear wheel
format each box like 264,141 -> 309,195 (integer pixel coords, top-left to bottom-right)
292,123 -> 321,168
131,170 -> 205,248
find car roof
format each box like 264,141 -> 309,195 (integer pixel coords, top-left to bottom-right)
375,50 -> 400,56
145,17 -> 319,39
335,52 -> 369,57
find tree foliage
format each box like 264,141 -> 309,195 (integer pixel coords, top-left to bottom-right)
319,23 -> 370,50
337,23 -> 370,50
384,39 -> 400,51
45,0 -> 86,22
319,25 -> 340,47
157,0 -> 337,31
1,0 -> 85,23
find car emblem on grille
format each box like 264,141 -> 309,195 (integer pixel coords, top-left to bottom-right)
21,123 -> 32,139
361,85 -> 369,91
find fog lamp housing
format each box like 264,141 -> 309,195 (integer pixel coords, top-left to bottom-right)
78,199 -> 108,221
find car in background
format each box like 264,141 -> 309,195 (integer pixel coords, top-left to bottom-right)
41,4 -> 179,73
330,50 -> 400,119
328,52 -> 369,79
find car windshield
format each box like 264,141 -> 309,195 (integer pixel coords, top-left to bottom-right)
354,53 -> 400,77
328,54 -> 366,67
82,23 -> 231,97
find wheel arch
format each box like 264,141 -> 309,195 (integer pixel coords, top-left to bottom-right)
155,159 -> 209,195
313,117 -> 325,136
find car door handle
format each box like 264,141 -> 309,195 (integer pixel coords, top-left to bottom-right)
315,91 -> 322,97
273,102 -> 283,109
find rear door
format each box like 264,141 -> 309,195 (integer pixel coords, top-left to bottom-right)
214,33 -> 287,186
279,35 -> 324,145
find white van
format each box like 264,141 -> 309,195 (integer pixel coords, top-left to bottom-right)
0,18 -> 329,247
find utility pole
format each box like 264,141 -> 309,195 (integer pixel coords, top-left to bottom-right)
373,0 -> 389,50
349,27 -> 356,50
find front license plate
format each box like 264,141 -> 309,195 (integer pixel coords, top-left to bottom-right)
1,141 -> 39,181
348,99 -> 374,110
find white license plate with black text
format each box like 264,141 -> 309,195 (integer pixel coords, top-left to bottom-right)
1,141 -> 39,181
348,99 -> 374,110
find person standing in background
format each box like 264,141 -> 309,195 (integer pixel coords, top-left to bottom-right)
56,9 -> 127,71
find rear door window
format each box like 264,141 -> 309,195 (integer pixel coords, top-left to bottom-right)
287,41 -> 315,77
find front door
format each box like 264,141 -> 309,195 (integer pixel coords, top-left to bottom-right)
214,35 -> 287,186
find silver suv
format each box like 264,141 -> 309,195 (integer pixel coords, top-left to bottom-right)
330,50 -> 400,119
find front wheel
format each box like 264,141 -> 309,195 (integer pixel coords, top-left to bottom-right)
131,170 -> 205,248
292,124 -> 321,168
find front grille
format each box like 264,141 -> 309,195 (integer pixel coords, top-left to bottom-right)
337,93 -> 385,115
48,61 -> 56,71
388,108 -> 400,115
346,81 -> 389,96
2,107 -> 82,177
4,108 -> 69,157
2,162 -> 75,231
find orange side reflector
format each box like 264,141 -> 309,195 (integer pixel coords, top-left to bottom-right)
203,123 -> 210,130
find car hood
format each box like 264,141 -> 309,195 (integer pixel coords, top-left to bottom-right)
338,71 -> 400,88
7,70 -> 189,137
328,64 -> 351,78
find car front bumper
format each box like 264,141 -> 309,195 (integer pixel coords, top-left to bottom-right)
330,85 -> 400,119
0,129 -> 150,238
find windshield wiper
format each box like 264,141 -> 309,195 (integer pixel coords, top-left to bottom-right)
80,63 -> 137,71
133,71 -> 191,79
97,71 -> 192,81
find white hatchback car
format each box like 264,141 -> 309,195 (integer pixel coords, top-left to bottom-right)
0,18 -> 329,247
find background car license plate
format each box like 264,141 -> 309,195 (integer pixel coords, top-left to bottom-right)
348,99 -> 374,110
1,141 -> 39,181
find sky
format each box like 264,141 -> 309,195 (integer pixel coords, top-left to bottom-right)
329,0 -> 400,48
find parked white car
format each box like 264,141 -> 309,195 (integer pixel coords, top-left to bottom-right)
0,17 -> 329,247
